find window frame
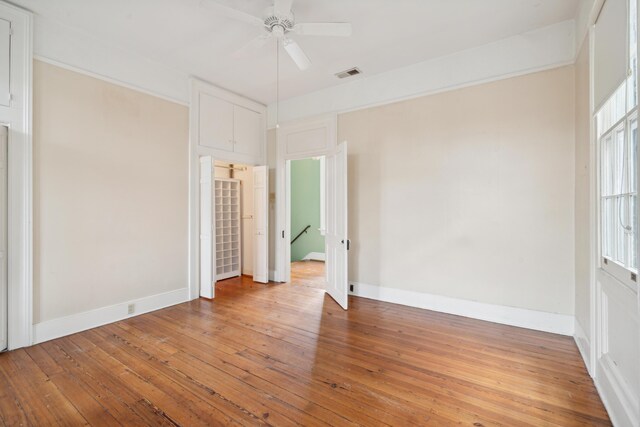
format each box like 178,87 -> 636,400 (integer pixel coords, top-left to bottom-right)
598,104 -> 638,290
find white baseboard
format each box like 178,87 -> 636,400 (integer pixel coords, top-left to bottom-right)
32,288 -> 190,344
596,355 -> 639,427
349,281 -> 574,336
302,252 -> 325,261
574,319 -> 593,376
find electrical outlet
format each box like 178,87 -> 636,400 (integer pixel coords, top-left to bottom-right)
349,284 -> 354,293
127,304 -> 135,315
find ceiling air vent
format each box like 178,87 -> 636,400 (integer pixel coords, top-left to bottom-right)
335,67 -> 362,79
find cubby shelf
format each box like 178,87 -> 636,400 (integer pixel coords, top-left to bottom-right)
214,178 -> 241,280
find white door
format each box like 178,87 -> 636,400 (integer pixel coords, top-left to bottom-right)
199,156 -> 215,298
325,142 -> 348,309
0,127 -> 6,349
253,166 -> 269,283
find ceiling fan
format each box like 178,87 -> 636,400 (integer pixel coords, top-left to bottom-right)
204,0 -> 352,70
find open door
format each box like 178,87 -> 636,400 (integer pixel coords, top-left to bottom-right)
253,166 -> 269,283
325,142 -> 348,309
199,156 -> 214,298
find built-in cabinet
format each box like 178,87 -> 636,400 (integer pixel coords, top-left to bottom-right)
215,178 -> 241,280
193,80 -> 266,165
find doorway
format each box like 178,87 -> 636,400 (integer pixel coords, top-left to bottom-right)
199,155 -> 269,299
290,157 -> 326,289
275,114 -> 348,309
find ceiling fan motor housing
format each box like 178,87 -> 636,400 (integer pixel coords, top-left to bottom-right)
264,7 -> 294,36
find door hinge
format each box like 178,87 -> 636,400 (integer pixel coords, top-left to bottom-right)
282,230 -> 285,238
341,239 -> 351,250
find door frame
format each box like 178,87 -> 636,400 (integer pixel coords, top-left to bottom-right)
188,78 -> 267,300
0,2 -> 32,350
275,114 -> 337,283
193,153 -> 268,299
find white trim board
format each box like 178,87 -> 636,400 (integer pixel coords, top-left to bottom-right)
574,319 -> 593,376
595,355 -> 639,427
0,1 -> 33,350
32,288 -> 190,345
302,252 -> 325,261
349,282 -> 575,336
267,20 -> 576,128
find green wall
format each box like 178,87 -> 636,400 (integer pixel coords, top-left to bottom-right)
291,159 -> 325,261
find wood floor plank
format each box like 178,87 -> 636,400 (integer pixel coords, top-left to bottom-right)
0,261 -> 611,425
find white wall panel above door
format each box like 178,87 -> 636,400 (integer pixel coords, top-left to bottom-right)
199,93 -> 234,152
233,105 -> 263,158
191,79 -> 266,166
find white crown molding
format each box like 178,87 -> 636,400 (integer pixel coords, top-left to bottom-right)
31,14 -> 189,105
350,281 -> 575,336
33,287 -> 189,344
267,19 -> 576,127
34,56 -> 188,107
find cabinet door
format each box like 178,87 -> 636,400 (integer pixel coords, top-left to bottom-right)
199,93 -> 234,152
233,105 -> 263,158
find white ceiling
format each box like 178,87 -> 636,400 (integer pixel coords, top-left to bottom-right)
13,0 -> 580,104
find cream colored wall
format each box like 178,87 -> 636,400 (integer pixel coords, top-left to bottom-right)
339,65 -> 576,315
33,60 -> 189,323
574,40 -> 592,335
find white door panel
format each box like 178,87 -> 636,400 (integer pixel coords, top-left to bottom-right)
199,156 -> 214,298
234,105 -> 262,158
253,166 -> 268,283
325,142 -> 348,309
199,94 -> 234,152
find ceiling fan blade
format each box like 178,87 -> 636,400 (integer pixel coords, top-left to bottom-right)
274,0 -> 294,16
283,38 -> 311,70
201,0 -> 264,27
232,34 -> 271,58
293,22 -> 352,37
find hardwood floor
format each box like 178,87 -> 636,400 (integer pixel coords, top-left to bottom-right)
0,263 -> 610,426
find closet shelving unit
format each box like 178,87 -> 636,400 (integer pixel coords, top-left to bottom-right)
215,178 -> 241,280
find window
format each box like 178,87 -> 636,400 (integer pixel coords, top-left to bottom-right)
597,0 -> 638,287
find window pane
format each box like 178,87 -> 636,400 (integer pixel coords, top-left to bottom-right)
603,197 -> 614,258
602,134 -> 613,196
615,196 -> 626,264
629,116 -> 638,193
631,194 -> 638,270
629,0 -> 638,111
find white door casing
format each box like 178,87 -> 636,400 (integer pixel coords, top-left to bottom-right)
189,78 -> 266,301
0,2 -> 32,350
253,165 -> 269,283
325,142 -> 348,309
199,156 -> 214,299
275,114 -> 337,283
0,127 -> 6,349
